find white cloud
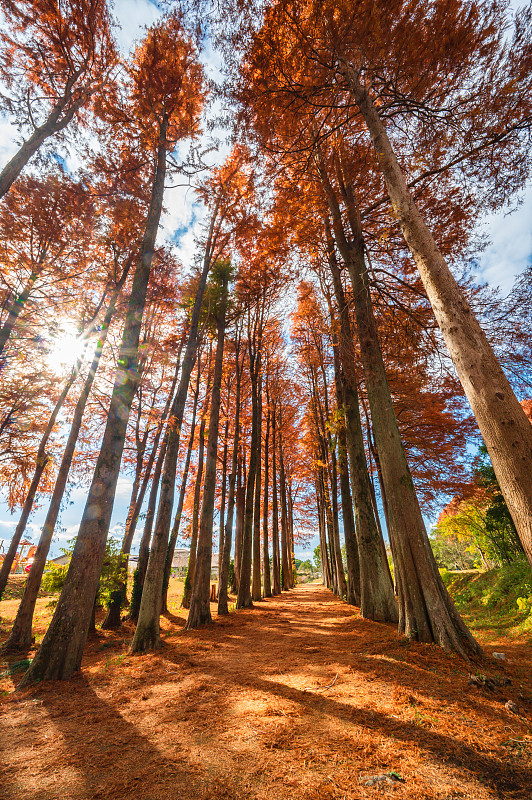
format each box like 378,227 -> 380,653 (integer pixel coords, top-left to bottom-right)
112,0 -> 161,55
476,184 -> 532,293
115,476 -> 133,498
0,117 -> 18,169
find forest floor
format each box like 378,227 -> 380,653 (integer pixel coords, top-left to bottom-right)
1,581 -> 532,800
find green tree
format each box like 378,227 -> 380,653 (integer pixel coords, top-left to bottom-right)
474,446 -> 524,565
434,445 -> 526,569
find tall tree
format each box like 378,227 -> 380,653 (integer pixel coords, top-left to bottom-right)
20,15 -> 205,684
0,0 -> 117,197
187,260 -> 231,628
218,329 -> 244,614
1,262 -> 131,649
236,0 -> 532,569
129,147 -> 255,652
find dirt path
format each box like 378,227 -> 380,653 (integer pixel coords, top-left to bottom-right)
1,584 -> 531,800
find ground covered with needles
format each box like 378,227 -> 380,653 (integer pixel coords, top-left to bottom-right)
1,583 -> 532,800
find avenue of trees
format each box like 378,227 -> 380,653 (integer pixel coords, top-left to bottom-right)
0,0 -> 531,683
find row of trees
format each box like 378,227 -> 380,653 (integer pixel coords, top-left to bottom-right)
0,1 -> 532,684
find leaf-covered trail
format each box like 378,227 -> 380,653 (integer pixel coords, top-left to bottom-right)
1,584 -> 532,800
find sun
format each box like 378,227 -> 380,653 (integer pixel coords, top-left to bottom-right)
46,322 -> 88,374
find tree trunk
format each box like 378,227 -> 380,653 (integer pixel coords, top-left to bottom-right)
262,393 -> 272,598
161,365 -> 201,614
287,483 -> 296,588
323,285 -> 361,604
104,350 -> 183,628
333,359 -> 360,605
316,475 -> 332,588
20,121 -> 169,686
321,464 -> 339,595
320,210 -> 397,622
232,449 -> 244,593
181,373 -> 210,612
125,345 -> 188,622
187,270 -> 229,628
128,207 -> 219,653
120,343 -> 184,560
0,456 -> 49,603
329,442 -> 347,598
347,68 -> 532,569
128,435 -> 168,623
320,471 -> 333,589
2,275 -> 127,648
0,266 -> 44,358
0,90 -> 85,199
252,373 -> 263,601
0,338 -> 87,599
217,415 -> 230,585
348,229 -> 481,657
219,338 -> 242,615
271,400 -> 281,595
236,364 -> 259,609
325,134 -> 481,655
278,409 -> 291,591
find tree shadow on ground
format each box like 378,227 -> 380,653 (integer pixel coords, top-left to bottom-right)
1,676 -> 239,800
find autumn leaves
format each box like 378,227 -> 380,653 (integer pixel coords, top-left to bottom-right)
1,1 -> 532,686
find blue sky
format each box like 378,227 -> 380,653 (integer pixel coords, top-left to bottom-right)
0,0 -> 531,562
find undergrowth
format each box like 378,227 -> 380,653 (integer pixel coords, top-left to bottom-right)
441,559 -> 532,639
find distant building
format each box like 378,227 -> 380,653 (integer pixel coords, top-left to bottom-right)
126,549 -> 219,577
49,554 -> 70,566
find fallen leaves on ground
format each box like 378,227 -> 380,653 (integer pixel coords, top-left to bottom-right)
1,584 -> 532,800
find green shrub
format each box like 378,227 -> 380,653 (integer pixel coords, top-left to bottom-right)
42,538 -> 127,608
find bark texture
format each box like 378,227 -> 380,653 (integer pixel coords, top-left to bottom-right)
2,276 -> 126,648
19,124 -> 168,685
345,68 -> 532,569
129,200 -> 219,653
218,340 -> 243,615
187,270 -> 228,628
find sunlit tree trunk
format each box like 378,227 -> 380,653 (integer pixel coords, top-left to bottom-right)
20,122 -> 169,685
161,366 -> 201,614
271,399 -> 281,595
219,337 -> 243,615
187,268 -> 229,628
252,372 -> 263,601
262,391 -> 272,598
346,68 -> 532,570
2,274 -> 128,648
129,203 -> 218,653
